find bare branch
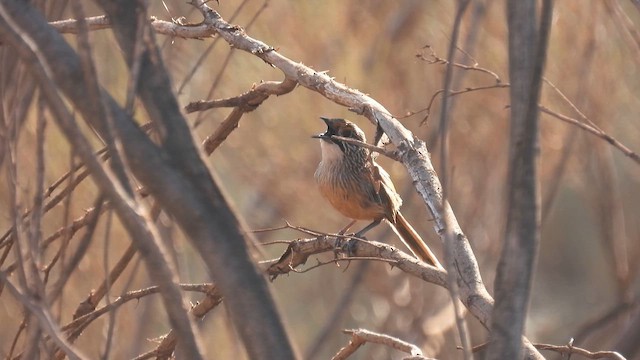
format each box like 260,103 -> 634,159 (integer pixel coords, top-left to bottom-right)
417,44 -> 502,83
185,78 -> 297,113
535,343 -> 626,360
266,234 -> 447,286
61,283 -> 216,338
437,2 -> 473,358
50,15 -> 217,40
190,78 -> 297,154
415,83 -> 509,125
332,328 -> 431,360
49,15 -> 111,33
472,341 -> 627,360
487,0 -> 552,358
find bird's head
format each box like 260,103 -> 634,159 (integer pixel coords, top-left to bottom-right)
313,117 -> 368,143
313,117 -> 368,162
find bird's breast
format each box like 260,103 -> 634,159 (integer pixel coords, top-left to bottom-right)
315,160 -> 386,220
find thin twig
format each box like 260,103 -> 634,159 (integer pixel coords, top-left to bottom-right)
417,44 -> 502,83
470,340 -> 626,360
539,105 -> 640,165
61,283 -> 215,338
414,83 -> 509,124
535,342 -> 626,360
186,78 -> 297,113
437,1 -> 473,359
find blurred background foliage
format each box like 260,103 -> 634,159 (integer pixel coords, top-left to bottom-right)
1,0 -> 639,359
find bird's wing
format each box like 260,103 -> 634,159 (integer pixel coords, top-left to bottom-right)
370,161 -> 403,220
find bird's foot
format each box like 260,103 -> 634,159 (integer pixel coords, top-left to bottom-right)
340,237 -> 358,257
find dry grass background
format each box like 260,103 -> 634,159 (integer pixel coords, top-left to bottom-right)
1,0 -> 639,359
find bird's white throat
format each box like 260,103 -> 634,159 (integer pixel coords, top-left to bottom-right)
318,139 -> 344,164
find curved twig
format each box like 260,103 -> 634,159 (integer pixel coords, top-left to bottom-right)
333,328 -> 428,360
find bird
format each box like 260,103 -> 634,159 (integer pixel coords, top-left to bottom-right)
313,117 -> 442,268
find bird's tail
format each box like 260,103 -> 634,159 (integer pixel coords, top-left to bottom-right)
393,211 -> 442,269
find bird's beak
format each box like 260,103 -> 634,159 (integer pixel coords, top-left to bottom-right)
312,117 -> 332,139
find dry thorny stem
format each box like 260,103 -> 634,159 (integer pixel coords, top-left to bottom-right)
259,223 -> 447,286
1,1 -> 637,359
332,328 -> 430,360
469,339 -> 626,360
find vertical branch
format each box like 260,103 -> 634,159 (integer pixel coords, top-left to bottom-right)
437,0 -> 472,358
30,96 -> 46,274
487,0 -> 553,359
70,0 -> 133,196
8,92 -> 40,360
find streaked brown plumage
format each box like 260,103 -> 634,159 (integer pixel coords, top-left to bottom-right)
313,117 -> 442,268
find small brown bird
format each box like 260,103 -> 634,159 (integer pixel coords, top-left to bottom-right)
313,117 -> 442,268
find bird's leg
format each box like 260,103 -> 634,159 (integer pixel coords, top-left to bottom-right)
354,219 -> 383,239
340,219 -> 383,256
339,219 -> 382,257
336,219 -> 357,258
338,219 -> 357,235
